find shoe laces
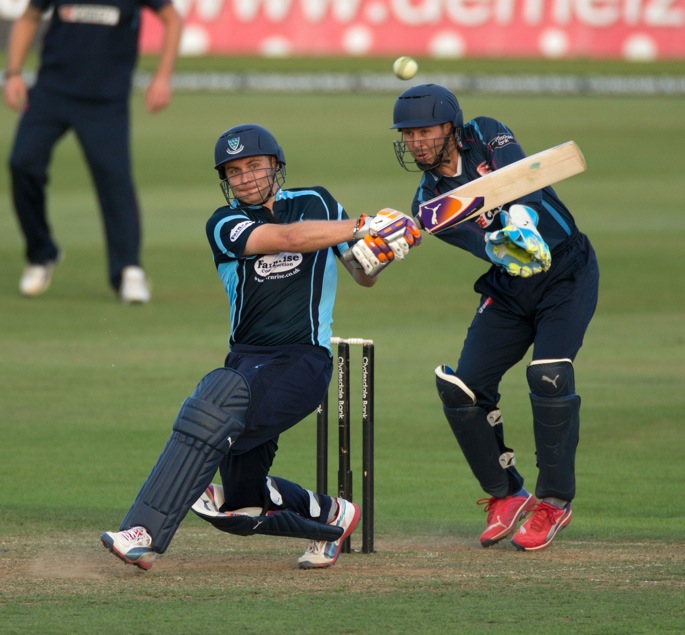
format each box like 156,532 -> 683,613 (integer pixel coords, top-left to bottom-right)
304,539 -> 325,556
528,502 -> 560,531
121,527 -> 151,546
477,497 -> 499,523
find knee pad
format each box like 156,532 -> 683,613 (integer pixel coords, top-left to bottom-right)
120,368 -> 250,553
527,359 -> 575,398
435,365 -> 476,407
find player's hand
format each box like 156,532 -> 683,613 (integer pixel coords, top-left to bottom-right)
144,75 -> 173,113
485,205 -> 551,277
367,208 -> 422,260
350,235 -> 395,277
3,75 -> 28,111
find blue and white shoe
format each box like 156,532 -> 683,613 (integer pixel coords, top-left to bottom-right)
101,526 -> 157,570
297,498 -> 360,569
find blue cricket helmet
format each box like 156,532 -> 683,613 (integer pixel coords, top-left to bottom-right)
214,124 -> 286,173
390,84 -> 463,131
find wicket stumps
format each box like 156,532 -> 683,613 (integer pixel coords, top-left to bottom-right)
316,337 -> 374,554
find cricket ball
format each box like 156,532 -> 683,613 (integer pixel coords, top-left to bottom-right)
393,56 -> 418,81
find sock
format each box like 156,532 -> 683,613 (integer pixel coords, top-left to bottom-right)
542,497 -> 568,509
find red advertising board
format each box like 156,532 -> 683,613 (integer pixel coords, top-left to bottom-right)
141,0 -> 685,61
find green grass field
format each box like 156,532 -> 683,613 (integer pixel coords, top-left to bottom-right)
1,60 -> 684,634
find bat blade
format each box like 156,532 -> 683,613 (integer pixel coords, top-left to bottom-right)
418,141 -> 586,234
416,195 -> 484,234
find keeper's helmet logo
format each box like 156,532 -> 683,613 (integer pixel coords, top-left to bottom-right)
226,137 -> 244,155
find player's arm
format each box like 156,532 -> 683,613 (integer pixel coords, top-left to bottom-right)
144,3 -> 183,113
243,219 -> 360,256
3,6 -> 42,111
243,219 -> 378,286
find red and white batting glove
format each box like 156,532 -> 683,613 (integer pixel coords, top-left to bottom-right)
350,235 -> 395,277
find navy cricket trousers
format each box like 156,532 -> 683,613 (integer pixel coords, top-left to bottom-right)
454,231 -> 599,408
218,343 -> 333,512
8,85 -> 141,289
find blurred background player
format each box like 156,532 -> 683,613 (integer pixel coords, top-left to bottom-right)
391,84 -> 599,551
100,124 -> 420,569
4,0 -> 182,303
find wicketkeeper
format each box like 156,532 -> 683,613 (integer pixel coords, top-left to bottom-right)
391,84 -> 599,551
101,124 -> 420,569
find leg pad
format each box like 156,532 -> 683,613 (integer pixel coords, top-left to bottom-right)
444,405 -> 515,498
120,368 -> 250,552
531,393 -> 580,501
192,485 -> 343,541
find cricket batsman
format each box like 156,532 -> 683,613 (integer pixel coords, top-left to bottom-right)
391,84 -> 599,551
100,124 -> 421,569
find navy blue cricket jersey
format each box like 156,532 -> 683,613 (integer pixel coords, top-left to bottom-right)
411,117 -> 578,261
31,0 -> 170,100
206,186 -> 351,352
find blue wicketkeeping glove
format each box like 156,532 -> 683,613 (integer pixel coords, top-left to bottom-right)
485,205 -> 552,277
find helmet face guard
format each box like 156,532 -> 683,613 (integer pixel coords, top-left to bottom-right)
390,84 -> 463,172
219,164 -> 286,207
214,124 -> 286,205
393,133 -> 456,172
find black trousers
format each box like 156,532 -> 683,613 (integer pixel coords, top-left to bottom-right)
9,85 -> 141,290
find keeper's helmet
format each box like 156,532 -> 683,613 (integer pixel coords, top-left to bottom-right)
391,84 -> 463,172
390,83 -> 463,131
214,124 -> 286,205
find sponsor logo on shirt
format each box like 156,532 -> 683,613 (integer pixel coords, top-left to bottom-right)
488,133 -> 515,150
478,296 -> 494,314
59,5 -> 120,25
254,252 -> 303,278
476,161 -> 492,177
230,220 -> 253,242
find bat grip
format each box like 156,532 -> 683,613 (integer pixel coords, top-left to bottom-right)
341,249 -> 362,268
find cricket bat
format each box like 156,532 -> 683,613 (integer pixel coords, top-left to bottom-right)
416,141 -> 586,234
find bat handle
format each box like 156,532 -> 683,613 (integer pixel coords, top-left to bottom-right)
341,249 -> 362,268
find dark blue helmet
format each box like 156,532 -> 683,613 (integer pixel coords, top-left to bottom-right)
214,124 -> 286,173
390,84 -> 463,131
214,124 -> 287,205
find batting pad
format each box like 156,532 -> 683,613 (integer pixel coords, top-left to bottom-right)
120,368 -> 250,553
192,484 -> 344,542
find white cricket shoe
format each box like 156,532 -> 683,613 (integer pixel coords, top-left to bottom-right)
297,498 -> 360,569
19,260 -> 59,297
100,526 -> 157,570
119,266 -> 151,304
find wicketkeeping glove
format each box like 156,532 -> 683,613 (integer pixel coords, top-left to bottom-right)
485,205 -> 552,277
355,208 -> 422,260
350,235 -> 395,277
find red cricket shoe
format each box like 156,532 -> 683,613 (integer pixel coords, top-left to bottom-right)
478,491 -> 537,547
511,501 -> 572,551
